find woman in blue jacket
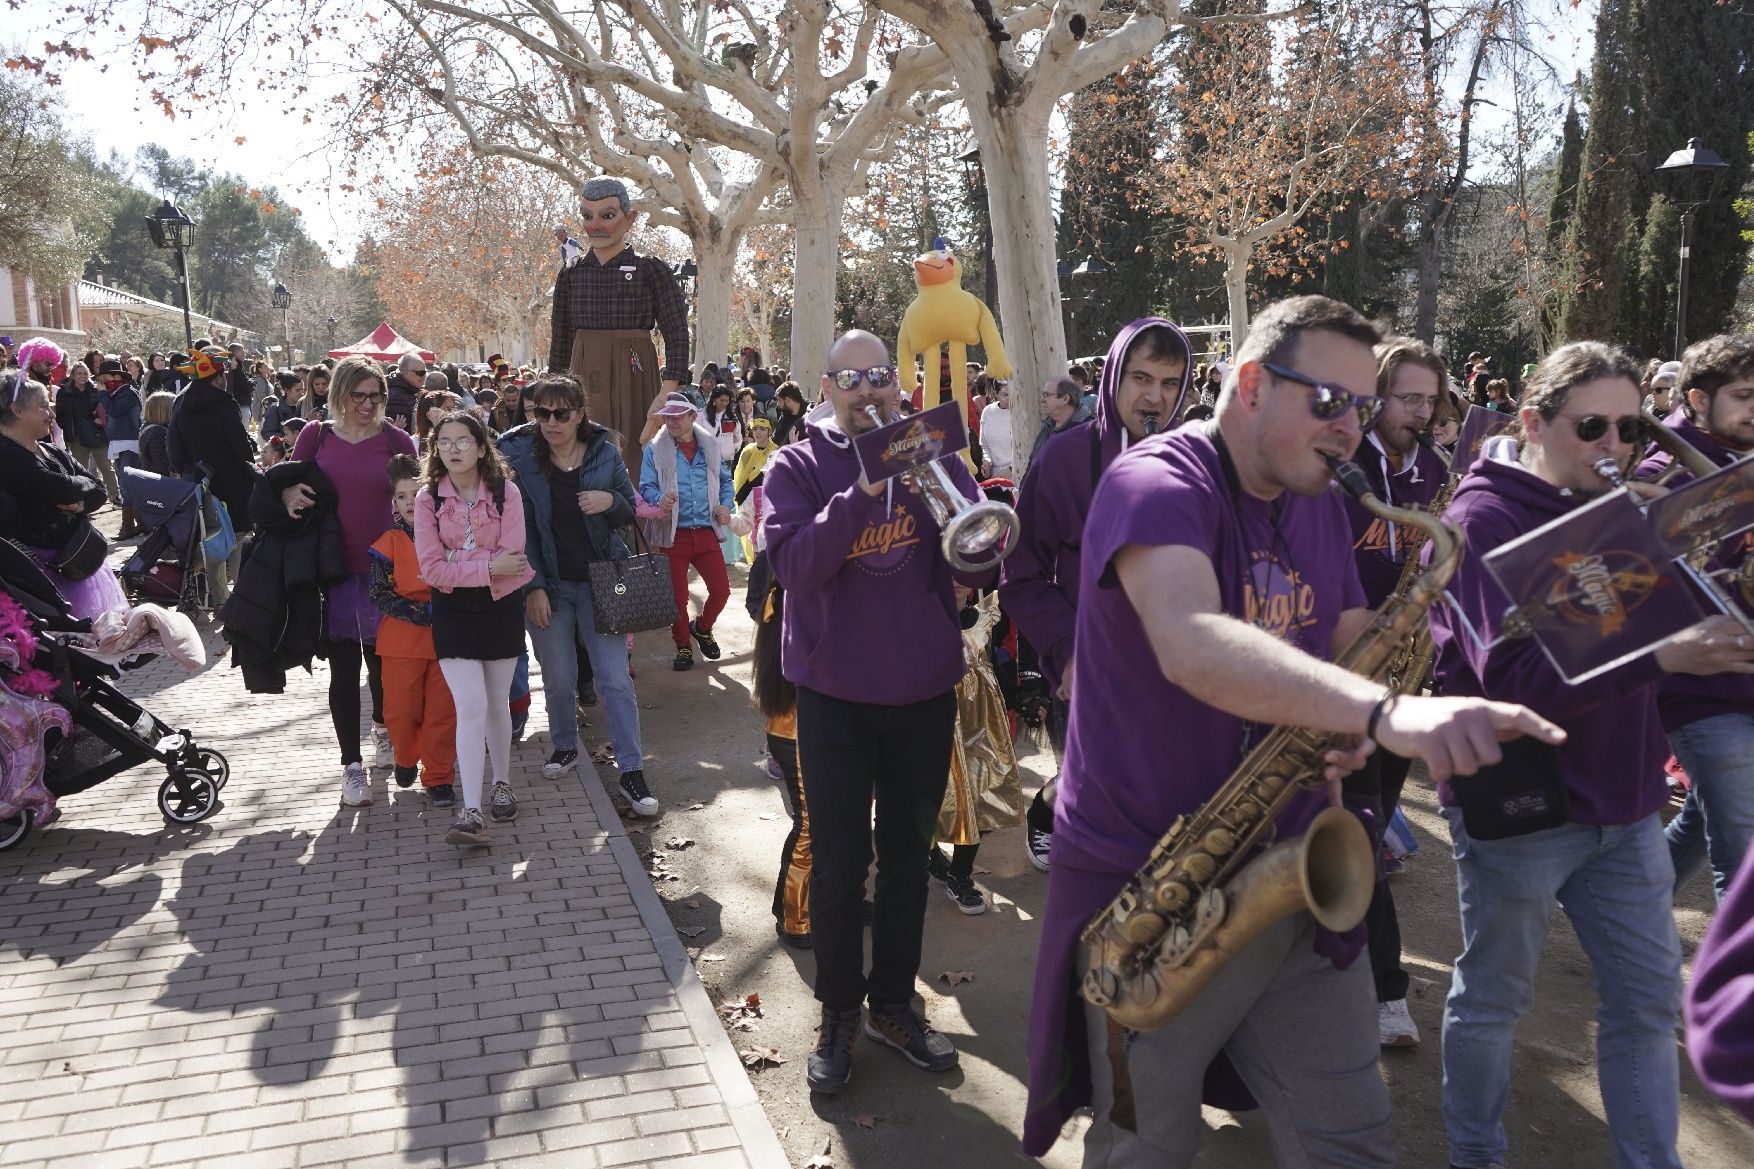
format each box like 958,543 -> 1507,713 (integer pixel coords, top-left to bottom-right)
505,375 -> 657,817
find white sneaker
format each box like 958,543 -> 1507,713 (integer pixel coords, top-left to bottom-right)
341,762 -> 372,807
1378,998 -> 1419,1047
371,725 -> 394,769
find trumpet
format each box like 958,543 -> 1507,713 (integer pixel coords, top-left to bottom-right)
863,406 -> 1020,572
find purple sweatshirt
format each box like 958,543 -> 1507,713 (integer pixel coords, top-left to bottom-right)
1342,431 -> 1447,608
762,402 -> 994,705
1633,411 -> 1754,732
1001,318 -> 1193,688
1424,449 -> 1667,824
1687,843 -> 1754,1123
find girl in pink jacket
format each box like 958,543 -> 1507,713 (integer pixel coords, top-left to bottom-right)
414,411 -> 536,847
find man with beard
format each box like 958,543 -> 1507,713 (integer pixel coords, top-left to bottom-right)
1001,319 -> 1192,871
1023,296 -> 1565,1167
548,177 -> 689,475
1338,337 -> 1449,1048
1637,334 -> 1754,902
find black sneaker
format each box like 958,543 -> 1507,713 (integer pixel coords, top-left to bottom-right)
690,620 -> 721,660
489,781 -> 518,822
393,764 -> 418,789
511,710 -> 528,741
925,845 -> 951,884
577,680 -> 597,707
673,646 -> 694,671
864,1003 -> 957,1072
807,1006 -> 861,1094
944,874 -> 987,916
1027,825 -> 1052,872
428,784 -> 455,808
620,770 -> 660,817
543,749 -> 579,779
775,920 -> 813,950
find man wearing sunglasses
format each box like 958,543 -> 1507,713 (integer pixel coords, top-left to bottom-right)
1638,335 -> 1754,907
387,353 -> 426,433
1002,318 -> 1194,873
763,329 -> 997,1097
1427,339 -> 1754,1169
1024,296 -> 1566,1167
1338,336 -> 1451,1049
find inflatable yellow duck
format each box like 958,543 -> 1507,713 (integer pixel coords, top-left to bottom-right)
897,238 -> 1013,465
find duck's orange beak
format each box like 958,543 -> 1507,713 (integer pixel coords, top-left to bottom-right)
914,255 -> 956,286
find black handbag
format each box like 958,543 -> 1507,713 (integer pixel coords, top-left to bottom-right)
51,517 -> 109,581
587,524 -> 677,635
1453,735 -> 1571,840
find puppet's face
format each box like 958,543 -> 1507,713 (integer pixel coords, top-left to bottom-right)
579,196 -> 637,252
913,249 -> 960,288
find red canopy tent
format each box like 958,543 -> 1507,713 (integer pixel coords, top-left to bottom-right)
327,322 -> 437,363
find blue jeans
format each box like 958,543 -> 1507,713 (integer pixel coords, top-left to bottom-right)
1440,808 -> 1681,1169
526,580 -> 642,771
1662,711 -> 1754,900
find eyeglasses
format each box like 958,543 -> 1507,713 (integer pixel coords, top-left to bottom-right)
827,365 -> 897,391
1390,393 -> 1439,413
1261,362 -> 1383,431
348,391 -> 385,405
433,436 -> 478,452
1560,412 -> 1646,444
531,406 -> 576,423
407,367 -> 427,376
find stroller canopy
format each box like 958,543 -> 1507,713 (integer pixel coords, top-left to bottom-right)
327,322 -> 437,364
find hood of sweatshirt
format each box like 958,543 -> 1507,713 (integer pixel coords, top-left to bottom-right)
1093,317 -> 1195,465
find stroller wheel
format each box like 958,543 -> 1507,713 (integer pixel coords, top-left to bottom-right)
0,810 -> 33,852
192,748 -> 230,791
158,769 -> 220,824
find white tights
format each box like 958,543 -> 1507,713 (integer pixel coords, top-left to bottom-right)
438,657 -> 518,812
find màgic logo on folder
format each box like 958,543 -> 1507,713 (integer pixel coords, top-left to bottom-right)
852,401 -> 967,484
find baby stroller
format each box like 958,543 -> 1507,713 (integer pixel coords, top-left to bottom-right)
118,467 -> 234,612
0,540 -> 228,852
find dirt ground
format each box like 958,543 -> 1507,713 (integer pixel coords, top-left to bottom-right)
591,564 -> 1751,1169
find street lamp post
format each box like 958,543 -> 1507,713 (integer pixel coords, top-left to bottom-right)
325,314 -> 339,353
272,282 -> 292,365
1655,137 -> 1731,359
956,145 -> 1001,325
677,259 -> 699,371
145,199 -> 197,351
1059,255 -> 1109,362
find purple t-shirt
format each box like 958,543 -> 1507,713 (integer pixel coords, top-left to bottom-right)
291,422 -> 418,574
1055,427 -> 1368,874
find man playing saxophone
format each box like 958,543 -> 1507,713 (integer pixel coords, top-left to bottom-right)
1023,296 -> 1564,1167
1339,337 -> 1451,1049
1637,334 -> 1754,902
1426,342 -> 1754,1169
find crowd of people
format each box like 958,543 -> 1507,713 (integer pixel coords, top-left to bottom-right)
6,197 -> 1754,1169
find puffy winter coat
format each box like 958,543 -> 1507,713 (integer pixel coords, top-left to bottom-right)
221,461 -> 348,693
167,377 -> 261,534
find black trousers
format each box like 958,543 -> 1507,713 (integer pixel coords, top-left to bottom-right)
769,732 -> 811,936
796,685 -> 956,1010
322,638 -> 384,766
1342,745 -> 1413,1002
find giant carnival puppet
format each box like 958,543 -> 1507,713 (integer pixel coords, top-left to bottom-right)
547,177 -> 690,476
897,238 -> 1014,465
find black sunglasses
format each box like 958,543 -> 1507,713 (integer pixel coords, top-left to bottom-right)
531,405 -> 576,423
827,365 -> 897,391
1560,412 -> 1645,444
1261,362 -> 1383,431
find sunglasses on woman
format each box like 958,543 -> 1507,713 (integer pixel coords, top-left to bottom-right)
827,365 -> 897,391
1261,362 -> 1384,431
531,406 -> 576,423
1560,412 -> 1645,444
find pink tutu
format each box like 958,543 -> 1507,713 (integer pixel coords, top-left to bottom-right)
26,547 -> 130,622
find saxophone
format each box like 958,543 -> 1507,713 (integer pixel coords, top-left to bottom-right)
1383,458 -> 1462,695
1079,455 -> 1466,1031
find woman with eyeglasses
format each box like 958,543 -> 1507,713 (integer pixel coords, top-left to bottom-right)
504,375 -> 655,812
287,355 -> 419,808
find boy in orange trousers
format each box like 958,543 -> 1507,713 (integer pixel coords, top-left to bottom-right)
369,454 -> 458,806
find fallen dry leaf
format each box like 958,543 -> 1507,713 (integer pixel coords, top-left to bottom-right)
687,802 -> 707,811
589,743 -> 614,763
684,899 -> 701,909
758,812 -> 778,821
973,865 -> 992,875
678,926 -> 705,938
701,953 -> 726,962
854,1113 -> 876,1129
939,970 -> 975,987
665,837 -> 695,850
741,1046 -> 787,1070
804,1137 -> 834,1168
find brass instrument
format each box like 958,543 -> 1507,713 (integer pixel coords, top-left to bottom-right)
1143,412 -> 1162,436
863,405 -> 1019,572
1080,455 -> 1465,1030
1416,429 -> 1453,471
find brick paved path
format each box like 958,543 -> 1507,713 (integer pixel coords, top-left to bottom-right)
0,615 -> 788,1169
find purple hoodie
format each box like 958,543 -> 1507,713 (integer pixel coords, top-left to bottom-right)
1633,411 -> 1754,732
1000,318 -> 1193,687
1342,431 -> 1447,608
1425,448 -> 1668,825
1686,845 -> 1754,1123
762,401 -> 994,705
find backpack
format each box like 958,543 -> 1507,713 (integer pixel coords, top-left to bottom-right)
752,383 -> 779,422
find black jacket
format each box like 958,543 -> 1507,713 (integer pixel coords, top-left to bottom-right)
386,378 -> 419,434
221,460 -> 348,693
0,435 -> 108,548
54,380 -> 107,449
226,362 -> 255,410
166,377 -> 261,532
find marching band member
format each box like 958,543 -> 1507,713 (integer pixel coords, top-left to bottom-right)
1340,337 -> 1450,1047
1001,318 -> 1193,871
1024,296 -> 1562,1167
1636,334 -> 1754,900
1426,341 -> 1754,1169
763,329 -> 997,1096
